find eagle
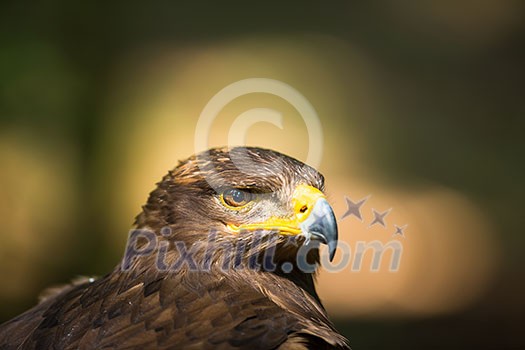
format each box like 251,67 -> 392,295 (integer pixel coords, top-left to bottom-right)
0,147 -> 350,349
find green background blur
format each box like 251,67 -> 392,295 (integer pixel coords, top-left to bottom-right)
1,2 -> 524,349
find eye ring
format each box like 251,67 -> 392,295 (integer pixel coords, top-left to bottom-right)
221,188 -> 254,208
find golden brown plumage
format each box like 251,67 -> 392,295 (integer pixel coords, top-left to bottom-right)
0,147 -> 350,349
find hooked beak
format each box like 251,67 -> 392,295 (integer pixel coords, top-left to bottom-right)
299,197 -> 339,261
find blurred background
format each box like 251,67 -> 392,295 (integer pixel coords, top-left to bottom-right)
0,1 -> 524,349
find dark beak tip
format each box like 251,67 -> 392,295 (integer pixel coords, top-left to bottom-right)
328,241 -> 338,262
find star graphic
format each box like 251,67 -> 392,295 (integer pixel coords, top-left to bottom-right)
393,224 -> 407,238
340,195 -> 370,221
368,208 -> 391,228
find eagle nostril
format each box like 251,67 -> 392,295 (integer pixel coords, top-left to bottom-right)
299,205 -> 308,213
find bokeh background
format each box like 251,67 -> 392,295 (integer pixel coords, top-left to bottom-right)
1,2 -> 524,349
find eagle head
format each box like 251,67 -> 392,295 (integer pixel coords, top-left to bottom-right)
133,147 -> 339,275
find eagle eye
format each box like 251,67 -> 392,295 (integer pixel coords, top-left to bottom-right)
221,188 -> 254,208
